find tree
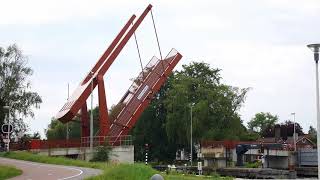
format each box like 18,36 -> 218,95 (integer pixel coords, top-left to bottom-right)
15,131 -> 41,150
164,62 -> 249,147
0,44 -> 42,135
46,104 -> 119,139
46,118 -> 76,140
283,120 -> 304,136
46,107 -> 100,140
308,125 -> 317,144
131,77 -> 176,162
248,112 -> 278,135
46,61 -> 253,163
261,120 -> 304,138
132,62 -> 252,162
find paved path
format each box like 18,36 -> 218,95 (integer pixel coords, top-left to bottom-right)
0,157 -> 102,180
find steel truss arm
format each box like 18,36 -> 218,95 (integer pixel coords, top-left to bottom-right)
97,75 -> 109,136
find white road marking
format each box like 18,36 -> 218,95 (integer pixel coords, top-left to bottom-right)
0,158 -> 83,179
57,167 -> 83,180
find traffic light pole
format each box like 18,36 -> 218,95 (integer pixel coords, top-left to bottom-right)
6,107 -> 10,152
145,144 -> 149,165
2,106 -> 11,152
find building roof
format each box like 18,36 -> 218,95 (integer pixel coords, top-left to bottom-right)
257,135 -> 315,148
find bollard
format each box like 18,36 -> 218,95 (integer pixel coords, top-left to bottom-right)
150,174 -> 164,180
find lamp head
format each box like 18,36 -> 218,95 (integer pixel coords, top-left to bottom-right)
307,44 -> 320,53
307,43 -> 320,63
3,106 -> 10,110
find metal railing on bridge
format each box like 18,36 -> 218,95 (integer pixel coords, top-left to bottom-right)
26,135 -> 132,150
81,135 -> 132,147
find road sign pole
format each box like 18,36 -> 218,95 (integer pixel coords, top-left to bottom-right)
197,161 -> 202,175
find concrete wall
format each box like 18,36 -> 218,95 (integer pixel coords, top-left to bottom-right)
204,158 -> 226,168
37,147 -> 81,156
109,146 -> 134,164
204,159 -> 212,167
266,156 -> 288,169
31,145 -> 134,163
201,147 -> 225,157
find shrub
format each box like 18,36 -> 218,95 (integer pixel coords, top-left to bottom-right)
91,141 -> 113,162
244,161 -> 262,168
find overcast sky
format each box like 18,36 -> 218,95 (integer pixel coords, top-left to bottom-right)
1,0 -> 319,138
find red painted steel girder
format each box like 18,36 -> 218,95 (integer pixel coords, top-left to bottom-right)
55,4 -> 183,142
55,5 -> 153,123
108,49 -> 182,144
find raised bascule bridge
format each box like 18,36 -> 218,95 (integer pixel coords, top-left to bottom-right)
24,4 -> 182,162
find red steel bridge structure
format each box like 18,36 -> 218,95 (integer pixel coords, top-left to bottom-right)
53,4 -> 182,146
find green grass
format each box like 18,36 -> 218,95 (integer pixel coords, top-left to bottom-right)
162,171 -> 232,180
0,151 -> 105,169
86,163 -> 159,180
0,152 -> 232,180
165,174 -> 232,180
0,165 -> 22,180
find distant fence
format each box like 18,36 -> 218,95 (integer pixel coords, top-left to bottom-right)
201,140 -> 292,150
29,139 -> 81,149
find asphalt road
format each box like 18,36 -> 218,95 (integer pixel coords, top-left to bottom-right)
0,157 -> 102,180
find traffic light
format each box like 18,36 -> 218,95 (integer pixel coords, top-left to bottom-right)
3,143 -> 9,152
260,144 -> 264,153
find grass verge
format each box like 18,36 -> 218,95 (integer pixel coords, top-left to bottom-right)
0,165 -> 22,180
0,151 -> 104,169
0,151 -> 231,180
86,163 -> 159,180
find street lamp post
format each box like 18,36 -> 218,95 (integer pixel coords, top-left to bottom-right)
190,105 -> 193,166
190,103 -> 195,166
291,112 -> 296,151
307,43 -> 320,178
